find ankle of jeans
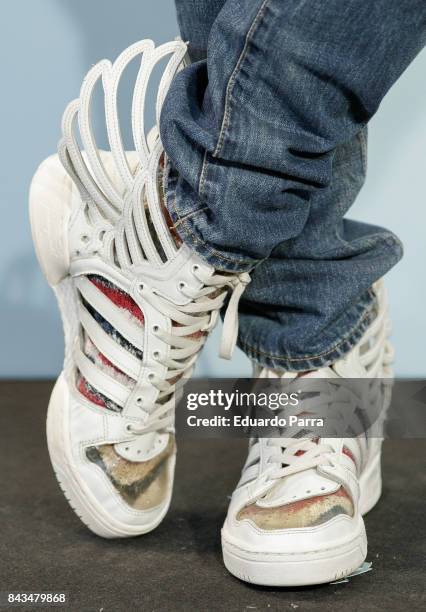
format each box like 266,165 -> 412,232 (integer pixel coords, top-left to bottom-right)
164,161 -> 260,274
238,288 -> 377,372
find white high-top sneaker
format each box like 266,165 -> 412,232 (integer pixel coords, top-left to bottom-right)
29,40 -> 249,538
222,282 -> 393,585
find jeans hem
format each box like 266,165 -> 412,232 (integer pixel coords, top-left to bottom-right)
239,292 -> 376,372
164,160 -> 261,274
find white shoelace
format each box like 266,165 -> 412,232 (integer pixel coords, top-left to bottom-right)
248,380 -> 354,484
265,438 -> 335,480
127,270 -> 251,434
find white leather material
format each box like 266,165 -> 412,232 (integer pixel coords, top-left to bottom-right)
131,244 -> 214,307
115,432 -> 169,462
68,391 -> 107,450
29,155 -> 72,285
257,469 -> 340,508
318,462 -> 361,514
223,513 -> 363,555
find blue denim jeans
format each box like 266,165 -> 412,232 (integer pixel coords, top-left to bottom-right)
161,0 -> 426,371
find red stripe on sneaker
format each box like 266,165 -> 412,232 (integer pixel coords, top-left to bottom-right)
89,276 -> 144,323
97,350 -> 123,373
343,445 -> 356,466
78,376 -> 107,408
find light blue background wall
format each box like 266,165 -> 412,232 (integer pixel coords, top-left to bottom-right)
0,0 -> 425,378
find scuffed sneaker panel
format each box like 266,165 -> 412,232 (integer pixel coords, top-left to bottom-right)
85,436 -> 176,510
236,486 -> 354,530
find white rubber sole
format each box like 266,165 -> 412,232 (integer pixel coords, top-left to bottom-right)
222,456 -> 381,587
222,531 -> 367,587
29,156 -> 173,538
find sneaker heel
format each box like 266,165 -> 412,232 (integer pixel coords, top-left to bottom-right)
29,155 -> 71,286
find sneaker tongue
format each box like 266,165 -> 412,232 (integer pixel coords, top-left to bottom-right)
257,469 -> 339,507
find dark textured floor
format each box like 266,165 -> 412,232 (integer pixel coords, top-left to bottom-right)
0,381 -> 425,612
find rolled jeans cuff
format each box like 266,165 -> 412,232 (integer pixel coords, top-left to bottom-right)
237,287 -> 377,372
164,162 -> 261,274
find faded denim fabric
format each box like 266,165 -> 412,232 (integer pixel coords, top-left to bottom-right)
161,0 -> 426,370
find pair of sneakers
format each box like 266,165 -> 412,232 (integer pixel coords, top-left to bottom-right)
29,40 -> 393,587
